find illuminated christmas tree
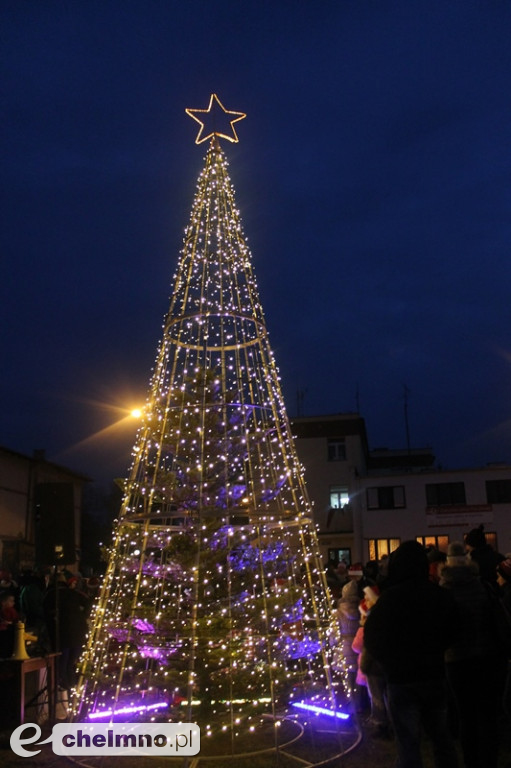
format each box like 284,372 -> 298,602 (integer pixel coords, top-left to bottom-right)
72,95 -> 348,757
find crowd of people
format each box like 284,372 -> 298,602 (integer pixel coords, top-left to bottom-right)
0,568 -> 99,691
1,529 -> 510,766
327,524 -> 511,768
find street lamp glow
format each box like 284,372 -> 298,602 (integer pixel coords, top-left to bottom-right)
131,408 -> 143,419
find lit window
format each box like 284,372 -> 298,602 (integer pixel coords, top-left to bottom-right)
330,486 -> 349,509
328,548 -> 351,565
463,530 -> 498,550
416,535 -> 449,553
368,538 -> 400,561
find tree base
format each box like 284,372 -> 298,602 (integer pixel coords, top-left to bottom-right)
68,714 -> 361,767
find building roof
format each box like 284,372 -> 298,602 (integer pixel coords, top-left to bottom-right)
368,447 -> 436,472
0,445 -> 91,482
290,413 -> 368,439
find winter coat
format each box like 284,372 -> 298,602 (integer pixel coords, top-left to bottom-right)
440,562 -> 497,662
499,581 -> 511,615
333,584 -> 360,674
364,541 -> 458,684
43,584 -> 89,649
352,626 -> 368,686
337,597 -> 360,651
20,582 -> 45,628
469,544 -> 504,588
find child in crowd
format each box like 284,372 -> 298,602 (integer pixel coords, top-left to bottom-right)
353,585 -> 391,738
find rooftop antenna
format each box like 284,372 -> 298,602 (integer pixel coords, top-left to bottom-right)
402,383 -> 411,453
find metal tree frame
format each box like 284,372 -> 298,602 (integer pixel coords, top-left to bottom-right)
72,103 -> 352,761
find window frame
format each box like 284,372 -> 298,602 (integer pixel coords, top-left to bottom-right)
327,438 -> 346,462
368,538 -> 401,561
328,548 -> 351,566
329,485 -> 350,509
486,479 -> 511,504
416,534 -> 449,553
425,482 -> 466,507
366,485 -> 406,510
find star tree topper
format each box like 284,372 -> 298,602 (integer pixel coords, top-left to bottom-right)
186,93 -> 246,144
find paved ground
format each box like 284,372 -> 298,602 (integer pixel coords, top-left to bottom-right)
1,715 -> 511,768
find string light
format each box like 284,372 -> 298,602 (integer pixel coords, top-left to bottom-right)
185,93 -> 246,145
72,100 -> 347,752
88,702 -> 169,720
291,702 -> 350,721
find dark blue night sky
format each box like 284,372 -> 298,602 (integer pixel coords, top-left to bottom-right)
3,1 -> 511,485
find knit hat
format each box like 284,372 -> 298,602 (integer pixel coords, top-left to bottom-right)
497,558 -> 511,583
447,541 -> 468,566
465,524 -> 486,549
348,563 -> 364,577
340,579 -> 359,601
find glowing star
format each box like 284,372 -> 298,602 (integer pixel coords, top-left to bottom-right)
185,93 -> 246,144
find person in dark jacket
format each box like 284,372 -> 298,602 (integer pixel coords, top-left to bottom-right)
497,557 -> 511,720
43,574 -> 89,690
440,541 -> 507,768
364,540 -> 459,768
465,524 -> 504,589
496,557 -> 511,614
19,569 -> 50,651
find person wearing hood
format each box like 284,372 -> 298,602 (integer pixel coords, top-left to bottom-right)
364,540 -> 459,768
440,541 -> 507,768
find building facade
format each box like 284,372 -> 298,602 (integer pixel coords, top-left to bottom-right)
291,414 -> 511,566
0,446 -> 88,574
